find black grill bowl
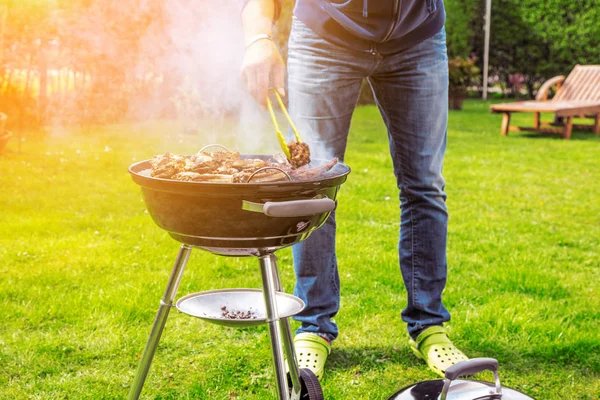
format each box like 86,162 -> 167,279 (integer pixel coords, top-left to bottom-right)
128,157 -> 350,256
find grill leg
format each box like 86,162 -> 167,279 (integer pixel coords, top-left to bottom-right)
270,256 -> 302,398
259,254 -> 292,400
127,245 -> 192,400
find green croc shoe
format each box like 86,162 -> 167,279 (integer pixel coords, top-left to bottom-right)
409,326 -> 469,378
293,333 -> 331,380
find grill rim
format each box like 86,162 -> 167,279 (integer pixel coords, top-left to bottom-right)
128,155 -> 351,192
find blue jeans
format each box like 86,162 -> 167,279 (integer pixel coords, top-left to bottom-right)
288,17 -> 450,341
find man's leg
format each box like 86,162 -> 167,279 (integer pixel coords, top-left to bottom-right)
287,17 -> 368,342
368,28 -> 468,377
369,29 -> 450,337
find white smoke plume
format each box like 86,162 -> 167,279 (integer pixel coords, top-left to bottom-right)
138,0 -> 276,154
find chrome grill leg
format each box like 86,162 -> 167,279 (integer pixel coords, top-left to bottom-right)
270,255 -> 302,397
127,245 -> 192,400
259,254 -> 293,400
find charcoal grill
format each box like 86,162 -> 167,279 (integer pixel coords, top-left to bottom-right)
126,147 -> 350,400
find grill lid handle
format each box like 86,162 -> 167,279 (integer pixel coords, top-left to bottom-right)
242,197 -> 336,217
440,358 -> 502,400
445,358 -> 499,381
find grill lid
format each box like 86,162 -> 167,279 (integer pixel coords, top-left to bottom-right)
388,379 -> 533,400
388,359 -> 535,400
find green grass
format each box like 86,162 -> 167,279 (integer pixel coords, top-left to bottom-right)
1,100 -> 599,399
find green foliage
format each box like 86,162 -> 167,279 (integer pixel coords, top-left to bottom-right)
446,0 -> 600,97
2,0 -> 599,127
476,0 -> 551,97
444,0 -> 479,58
448,56 -> 480,92
517,0 -> 600,74
0,0 -> 210,126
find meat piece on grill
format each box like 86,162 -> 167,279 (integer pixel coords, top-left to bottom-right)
150,153 -> 187,178
191,153 -> 214,164
152,164 -> 179,179
217,165 -> 240,175
233,168 -> 290,183
230,159 -> 269,170
290,157 -> 338,180
172,171 -> 204,181
173,171 -> 234,182
212,150 -> 240,163
149,153 -> 171,169
187,160 -> 221,174
191,174 -> 234,183
288,141 -> 311,168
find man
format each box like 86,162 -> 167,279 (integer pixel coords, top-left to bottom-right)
240,0 -> 468,379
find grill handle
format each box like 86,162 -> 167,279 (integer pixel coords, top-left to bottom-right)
242,198 -> 336,217
445,358 -> 498,380
441,358 -> 502,400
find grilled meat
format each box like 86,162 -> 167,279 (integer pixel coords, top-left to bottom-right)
147,150 -> 336,183
287,141 -> 311,168
171,171 -> 204,181
233,168 -> 290,183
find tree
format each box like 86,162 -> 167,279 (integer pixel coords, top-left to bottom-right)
445,0 -> 479,59
443,0 -> 600,98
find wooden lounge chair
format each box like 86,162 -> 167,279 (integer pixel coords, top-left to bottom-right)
490,65 -> 600,139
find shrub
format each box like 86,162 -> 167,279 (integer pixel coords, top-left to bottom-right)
448,56 -> 480,94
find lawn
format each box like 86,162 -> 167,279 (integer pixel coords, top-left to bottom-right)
1,100 -> 599,399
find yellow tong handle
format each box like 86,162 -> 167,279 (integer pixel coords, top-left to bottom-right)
273,91 -> 302,143
266,96 -> 291,159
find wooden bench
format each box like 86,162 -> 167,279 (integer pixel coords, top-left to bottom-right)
490,65 -> 600,139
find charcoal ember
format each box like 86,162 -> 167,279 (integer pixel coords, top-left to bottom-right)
288,141 -> 311,168
220,305 -> 258,320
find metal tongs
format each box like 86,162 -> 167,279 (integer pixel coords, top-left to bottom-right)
266,91 -> 302,159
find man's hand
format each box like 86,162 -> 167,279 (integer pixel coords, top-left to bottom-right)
241,0 -> 285,107
241,38 -> 286,107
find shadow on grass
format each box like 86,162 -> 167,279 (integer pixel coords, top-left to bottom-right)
468,339 -> 600,375
327,339 -> 598,378
327,345 -> 421,373
517,130 -> 600,141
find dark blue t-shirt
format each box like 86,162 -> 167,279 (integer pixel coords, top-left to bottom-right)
244,0 -> 446,54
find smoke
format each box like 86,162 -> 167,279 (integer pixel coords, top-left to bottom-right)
137,0 -> 276,154
41,0 -> 334,159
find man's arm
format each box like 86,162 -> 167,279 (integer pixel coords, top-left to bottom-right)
240,0 -> 286,107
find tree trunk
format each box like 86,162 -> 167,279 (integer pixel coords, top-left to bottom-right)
24,55 -> 33,97
5,68 -> 13,90
526,79 -> 535,99
39,47 -> 48,122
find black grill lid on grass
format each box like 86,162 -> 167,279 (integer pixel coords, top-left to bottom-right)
388,359 -> 535,400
